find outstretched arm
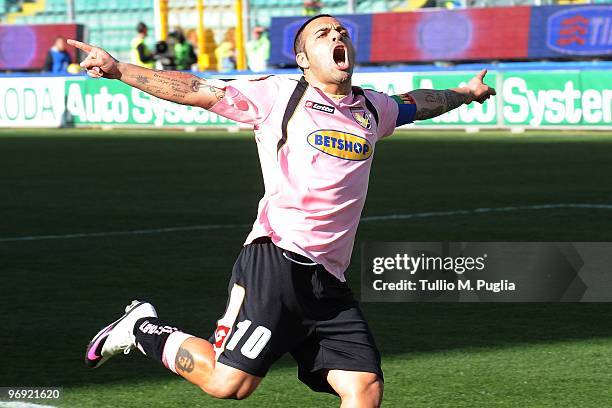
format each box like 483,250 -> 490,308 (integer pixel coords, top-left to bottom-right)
114,64 -> 225,109
67,39 -> 225,109
393,69 -> 496,122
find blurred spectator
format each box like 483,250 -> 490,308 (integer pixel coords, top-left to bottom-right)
131,22 -> 155,68
154,39 -> 175,70
443,0 -> 463,8
215,28 -> 236,72
43,36 -> 72,73
246,26 -> 270,73
304,0 -> 322,15
171,28 -> 197,71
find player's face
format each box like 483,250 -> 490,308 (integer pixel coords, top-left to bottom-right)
300,17 -> 355,85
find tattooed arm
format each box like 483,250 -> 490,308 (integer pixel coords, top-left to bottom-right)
395,69 -> 496,121
67,39 -> 224,109
406,88 -> 470,121
118,63 -> 224,109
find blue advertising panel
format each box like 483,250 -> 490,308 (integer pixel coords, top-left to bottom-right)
529,5 -> 612,58
269,14 -> 373,67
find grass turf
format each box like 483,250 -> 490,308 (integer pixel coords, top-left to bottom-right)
1,128 -> 611,407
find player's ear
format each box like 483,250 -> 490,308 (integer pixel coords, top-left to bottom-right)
296,52 -> 309,70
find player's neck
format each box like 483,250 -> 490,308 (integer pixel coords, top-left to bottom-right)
304,73 -> 351,98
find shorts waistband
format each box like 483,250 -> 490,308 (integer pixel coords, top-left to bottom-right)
250,236 -> 319,266
251,236 -> 273,245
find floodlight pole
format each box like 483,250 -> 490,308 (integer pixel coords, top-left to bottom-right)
347,0 -> 356,13
235,0 -> 247,70
159,0 -> 169,40
153,0 -> 169,41
66,0 -> 75,22
196,0 -> 210,71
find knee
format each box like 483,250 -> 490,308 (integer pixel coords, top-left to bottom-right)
201,369 -> 260,400
203,379 -> 258,400
359,377 -> 384,408
202,381 -> 255,400
339,375 -> 384,408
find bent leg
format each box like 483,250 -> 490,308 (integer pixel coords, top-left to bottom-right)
133,317 -> 261,400
172,336 -> 261,400
133,241 -> 307,399
327,370 -> 383,408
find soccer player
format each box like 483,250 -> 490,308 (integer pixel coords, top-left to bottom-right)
71,14 -> 495,407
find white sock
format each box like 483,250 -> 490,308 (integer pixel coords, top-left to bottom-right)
161,331 -> 194,374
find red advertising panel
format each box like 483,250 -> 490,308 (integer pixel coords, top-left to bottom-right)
0,24 -> 84,70
370,7 -> 531,63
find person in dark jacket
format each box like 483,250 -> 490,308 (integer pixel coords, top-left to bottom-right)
43,36 -> 72,73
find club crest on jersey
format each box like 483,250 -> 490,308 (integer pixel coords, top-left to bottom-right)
307,130 -> 373,161
305,100 -> 335,114
350,108 -> 372,129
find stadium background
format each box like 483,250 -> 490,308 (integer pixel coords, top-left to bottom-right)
1,0 -> 611,407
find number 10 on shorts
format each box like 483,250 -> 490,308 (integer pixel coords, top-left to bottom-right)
214,284 -> 272,360
225,320 -> 272,359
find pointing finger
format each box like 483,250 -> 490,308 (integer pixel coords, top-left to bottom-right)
68,39 -> 93,53
477,69 -> 487,81
80,58 -> 99,70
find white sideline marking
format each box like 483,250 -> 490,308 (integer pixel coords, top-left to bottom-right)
0,402 -> 57,408
1,203 -> 611,243
0,223 -> 251,243
360,203 -> 612,221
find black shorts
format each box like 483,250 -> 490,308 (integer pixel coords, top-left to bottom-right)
209,237 -> 383,395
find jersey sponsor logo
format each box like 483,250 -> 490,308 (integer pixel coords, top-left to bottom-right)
307,130 -> 373,161
350,107 -> 372,129
305,100 -> 335,114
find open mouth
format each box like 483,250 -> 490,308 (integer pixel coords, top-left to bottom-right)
332,44 -> 349,71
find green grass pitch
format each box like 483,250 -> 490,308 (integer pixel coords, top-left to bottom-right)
1,128 -> 612,407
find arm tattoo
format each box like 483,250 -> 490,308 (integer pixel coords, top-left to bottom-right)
175,347 -> 195,373
124,68 -> 225,109
135,75 -> 149,85
191,79 -> 225,103
416,106 -> 447,120
405,89 -> 469,120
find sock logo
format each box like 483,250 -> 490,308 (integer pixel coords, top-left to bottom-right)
138,320 -> 178,336
305,100 -> 335,114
